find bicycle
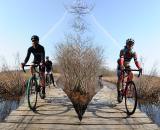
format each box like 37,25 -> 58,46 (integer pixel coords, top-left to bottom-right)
120,68 -> 142,115
45,72 -> 52,88
22,64 -> 45,111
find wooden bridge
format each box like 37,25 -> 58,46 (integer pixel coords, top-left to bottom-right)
0,82 -> 159,130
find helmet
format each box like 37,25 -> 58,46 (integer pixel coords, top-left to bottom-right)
31,35 -> 39,41
126,38 -> 135,46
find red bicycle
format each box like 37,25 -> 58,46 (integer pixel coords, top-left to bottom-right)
120,69 -> 142,115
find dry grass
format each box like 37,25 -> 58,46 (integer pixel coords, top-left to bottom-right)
136,75 -> 160,104
102,70 -> 160,104
0,65 -> 60,101
102,76 -> 117,85
0,70 -> 26,100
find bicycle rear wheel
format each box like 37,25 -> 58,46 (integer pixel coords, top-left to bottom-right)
27,77 -> 38,111
125,81 -> 137,115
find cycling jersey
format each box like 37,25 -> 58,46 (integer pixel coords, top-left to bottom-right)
24,44 -> 45,64
45,60 -> 52,72
117,46 -> 141,70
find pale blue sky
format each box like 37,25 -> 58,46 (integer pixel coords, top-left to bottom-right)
0,0 -> 160,74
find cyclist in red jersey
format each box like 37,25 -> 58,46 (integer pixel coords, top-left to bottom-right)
117,38 -> 142,103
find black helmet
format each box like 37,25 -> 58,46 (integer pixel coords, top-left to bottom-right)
31,35 -> 39,41
126,38 -> 135,46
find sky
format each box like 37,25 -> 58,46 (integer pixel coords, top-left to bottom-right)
0,0 -> 160,74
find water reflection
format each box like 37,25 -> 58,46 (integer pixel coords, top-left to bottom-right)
0,99 -> 20,121
138,102 -> 160,126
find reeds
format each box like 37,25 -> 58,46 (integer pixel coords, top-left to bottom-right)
0,70 -> 25,101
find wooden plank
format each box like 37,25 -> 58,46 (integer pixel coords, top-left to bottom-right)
0,83 -> 159,130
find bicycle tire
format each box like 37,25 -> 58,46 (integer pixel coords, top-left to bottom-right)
125,81 -> 137,115
27,76 -> 38,111
39,86 -> 45,99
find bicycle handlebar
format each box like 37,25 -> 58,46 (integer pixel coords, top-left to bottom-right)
123,69 -> 142,77
22,64 -> 39,73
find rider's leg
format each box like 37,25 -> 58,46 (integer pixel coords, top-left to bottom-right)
30,65 -> 40,92
117,70 -> 123,91
127,71 -> 133,82
117,69 -> 123,103
50,73 -> 55,86
40,72 -> 45,90
30,65 -> 34,75
45,73 -> 48,84
126,71 -> 133,97
40,66 -> 46,97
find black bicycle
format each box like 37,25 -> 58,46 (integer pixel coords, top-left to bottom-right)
22,64 -> 45,111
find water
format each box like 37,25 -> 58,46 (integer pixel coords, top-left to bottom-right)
138,102 -> 160,126
0,99 -> 21,121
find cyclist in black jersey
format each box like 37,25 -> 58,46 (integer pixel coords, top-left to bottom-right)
45,56 -> 55,86
21,35 -> 46,99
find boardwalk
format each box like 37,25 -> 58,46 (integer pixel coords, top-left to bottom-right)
0,82 -> 159,130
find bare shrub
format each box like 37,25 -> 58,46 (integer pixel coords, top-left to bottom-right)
58,0 -> 103,120
56,37 -> 103,103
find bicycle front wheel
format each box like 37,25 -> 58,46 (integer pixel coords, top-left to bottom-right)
125,81 -> 137,115
27,77 -> 38,111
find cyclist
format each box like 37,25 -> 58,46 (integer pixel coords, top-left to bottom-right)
117,38 -> 142,103
21,35 -> 46,99
45,56 -> 55,86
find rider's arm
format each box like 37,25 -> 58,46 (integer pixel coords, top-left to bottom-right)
24,47 -> 31,64
133,52 -> 141,69
119,50 -> 124,67
41,46 -> 45,63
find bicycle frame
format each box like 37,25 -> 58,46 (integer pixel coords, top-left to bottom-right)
121,69 -> 141,92
22,64 -> 45,86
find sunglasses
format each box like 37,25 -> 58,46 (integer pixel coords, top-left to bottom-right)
32,39 -> 38,42
127,43 -> 134,47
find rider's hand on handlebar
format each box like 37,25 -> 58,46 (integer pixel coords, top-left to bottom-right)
139,68 -> 143,75
40,62 -> 45,66
21,63 -> 25,68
